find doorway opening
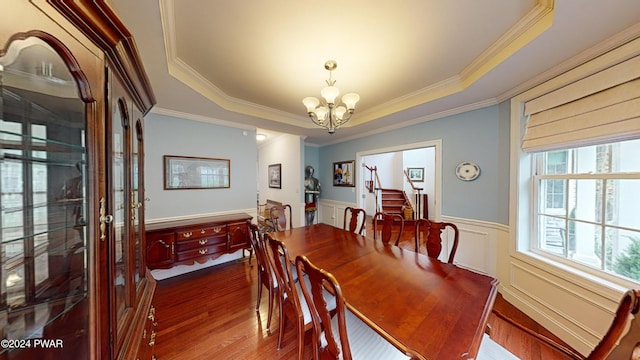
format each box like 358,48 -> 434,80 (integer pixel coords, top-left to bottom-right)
356,140 -> 441,221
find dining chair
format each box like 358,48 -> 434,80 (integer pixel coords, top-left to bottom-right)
479,289 -> 640,360
264,233 -> 336,360
343,207 -> 366,235
295,255 -> 424,360
257,202 -> 271,232
270,204 -> 293,231
413,219 -> 459,263
373,211 -> 405,246
248,223 -> 278,331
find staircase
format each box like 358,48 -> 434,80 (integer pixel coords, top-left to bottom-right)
380,188 -> 409,217
364,164 -> 421,220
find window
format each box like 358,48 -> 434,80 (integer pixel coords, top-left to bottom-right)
533,139 -> 640,282
543,151 -> 568,209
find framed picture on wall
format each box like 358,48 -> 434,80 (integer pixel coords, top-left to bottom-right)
164,155 -> 230,190
268,163 -> 282,189
333,160 -> 355,187
407,167 -> 424,182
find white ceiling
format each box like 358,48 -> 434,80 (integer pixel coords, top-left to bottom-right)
107,0 -> 640,146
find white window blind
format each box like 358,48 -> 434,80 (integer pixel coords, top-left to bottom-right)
522,54 -> 640,152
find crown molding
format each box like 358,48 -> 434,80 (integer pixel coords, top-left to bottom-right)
150,106 -> 256,131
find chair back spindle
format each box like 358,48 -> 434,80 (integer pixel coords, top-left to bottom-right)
414,219 -> 459,263
373,211 -> 405,246
343,207 -> 366,235
270,204 -> 293,231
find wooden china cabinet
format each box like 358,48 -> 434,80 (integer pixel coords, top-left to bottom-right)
0,1 -> 156,359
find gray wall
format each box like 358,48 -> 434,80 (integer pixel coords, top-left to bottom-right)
144,113 -> 257,220
318,104 -> 510,225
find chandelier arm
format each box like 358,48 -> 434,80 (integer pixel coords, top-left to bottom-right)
337,110 -> 354,126
308,113 -> 329,130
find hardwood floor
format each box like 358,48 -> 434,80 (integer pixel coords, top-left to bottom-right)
153,258 -> 311,360
152,256 -> 577,359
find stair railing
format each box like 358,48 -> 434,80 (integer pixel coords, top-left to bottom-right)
404,170 -> 424,219
364,164 -> 382,213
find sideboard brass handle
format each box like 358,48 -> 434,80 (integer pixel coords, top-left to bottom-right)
183,231 -> 193,238
199,239 -> 207,245
198,248 -> 208,255
213,226 -> 222,233
148,330 -> 156,346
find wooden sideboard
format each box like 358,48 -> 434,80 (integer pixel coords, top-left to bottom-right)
145,213 -> 252,269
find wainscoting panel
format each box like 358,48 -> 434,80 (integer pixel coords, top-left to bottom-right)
509,261 -> 614,346
453,227 -> 490,274
319,203 -> 336,226
501,251 -> 625,355
442,216 -> 502,277
318,199 -> 354,229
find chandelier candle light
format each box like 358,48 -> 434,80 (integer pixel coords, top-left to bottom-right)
303,60 -> 360,134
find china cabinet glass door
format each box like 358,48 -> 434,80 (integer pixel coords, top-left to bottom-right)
109,94 -> 133,354
0,36 -> 89,358
133,120 -> 144,284
112,97 -> 128,323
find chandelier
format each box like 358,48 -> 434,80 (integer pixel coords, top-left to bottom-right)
302,60 -> 360,134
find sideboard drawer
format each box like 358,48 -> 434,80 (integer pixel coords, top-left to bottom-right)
176,244 -> 227,262
175,234 -> 227,252
146,231 -> 175,269
176,225 -> 226,241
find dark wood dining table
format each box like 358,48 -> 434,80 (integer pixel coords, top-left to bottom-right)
271,223 -> 499,360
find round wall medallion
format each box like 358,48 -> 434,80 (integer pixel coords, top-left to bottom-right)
455,161 -> 480,181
